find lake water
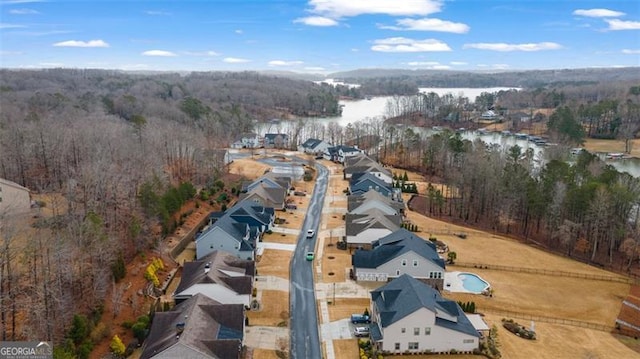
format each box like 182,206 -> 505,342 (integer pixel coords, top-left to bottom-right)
255,87 -> 640,177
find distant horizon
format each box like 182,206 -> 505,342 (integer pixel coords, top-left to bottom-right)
1,0 -> 638,73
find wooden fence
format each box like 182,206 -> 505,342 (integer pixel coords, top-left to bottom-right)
481,308 -> 614,332
453,261 -> 633,284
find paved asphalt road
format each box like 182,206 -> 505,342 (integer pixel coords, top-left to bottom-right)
290,162 -> 329,359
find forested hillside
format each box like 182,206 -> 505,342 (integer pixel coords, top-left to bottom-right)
0,68 -> 342,346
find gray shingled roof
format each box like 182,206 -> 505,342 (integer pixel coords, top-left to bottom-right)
349,173 -> 393,195
175,250 -> 255,296
345,208 -> 401,236
352,229 -> 445,269
227,200 -> 273,229
301,138 -> 322,149
347,191 -> 404,213
371,274 -> 478,338
141,294 -> 244,359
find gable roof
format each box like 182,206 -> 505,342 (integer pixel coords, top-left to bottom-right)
227,200 -> 274,228
239,183 -> 287,208
175,251 -> 255,296
141,294 -> 244,359
347,191 -> 404,213
345,208 -> 401,236
352,229 -> 445,269
264,133 -> 288,141
350,173 -> 394,195
196,216 -> 253,253
301,138 -> 323,149
344,163 -> 391,177
371,274 -> 478,337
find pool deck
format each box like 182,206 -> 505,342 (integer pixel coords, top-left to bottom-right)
444,271 -> 490,294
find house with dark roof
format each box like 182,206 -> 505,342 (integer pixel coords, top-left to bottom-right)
226,200 -> 275,234
141,294 -> 244,359
348,190 -> 404,216
349,173 -> 401,201
174,251 -> 255,306
241,175 -> 291,194
298,138 -> 331,155
263,133 -> 289,149
352,229 -> 445,288
195,216 -> 254,260
369,274 -> 479,355
343,155 -> 393,184
345,208 -> 402,249
323,145 -> 363,163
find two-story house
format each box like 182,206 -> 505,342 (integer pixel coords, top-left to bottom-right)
369,274 -> 479,355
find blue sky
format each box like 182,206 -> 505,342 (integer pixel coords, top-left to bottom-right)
1,0 -> 638,73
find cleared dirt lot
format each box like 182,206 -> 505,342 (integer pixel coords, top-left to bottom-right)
256,248 -> 291,280
247,289 -> 290,327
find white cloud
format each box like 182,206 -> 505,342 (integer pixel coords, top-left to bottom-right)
450,61 -> 467,65
463,42 -> 562,52
268,60 -> 304,66
142,50 -> 177,57
606,19 -> 640,30
0,23 -> 27,29
145,10 -> 171,16
235,29 -> 243,34
184,50 -> 219,56
622,49 -> 640,54
223,57 -> 250,63
573,9 -> 625,18
53,39 -> 109,48
407,61 -> 440,66
9,8 -> 39,14
371,37 -> 451,52
304,66 -> 325,71
380,18 -> 470,33
306,0 -> 441,18
293,16 -> 338,26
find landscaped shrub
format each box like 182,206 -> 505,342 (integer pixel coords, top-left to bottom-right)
502,318 -> 536,340
110,334 -> 125,356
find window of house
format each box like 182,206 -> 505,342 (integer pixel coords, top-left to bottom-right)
412,260 -> 418,267
425,327 -> 431,335
463,339 -> 475,344
394,343 -> 400,350
401,328 -> 406,333
396,270 -> 400,276
413,327 -> 420,335
408,342 -> 419,350
401,259 -> 407,266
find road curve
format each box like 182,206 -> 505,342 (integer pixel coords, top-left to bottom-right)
290,162 -> 329,359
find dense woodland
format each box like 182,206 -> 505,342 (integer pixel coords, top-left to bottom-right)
0,68 -> 639,352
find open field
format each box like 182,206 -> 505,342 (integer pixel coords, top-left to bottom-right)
584,138 -> 640,158
229,157 -> 272,178
326,297 -> 371,322
247,290 -> 290,327
263,232 -> 298,245
320,240 -> 351,283
256,249 -> 291,279
251,349 -> 280,359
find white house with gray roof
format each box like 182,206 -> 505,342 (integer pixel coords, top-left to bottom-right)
345,208 -> 402,249
369,274 -> 479,355
299,138 -> 331,155
352,229 -> 445,289
196,216 -> 254,261
348,190 -> 404,216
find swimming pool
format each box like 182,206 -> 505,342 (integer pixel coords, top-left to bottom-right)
458,273 -> 490,294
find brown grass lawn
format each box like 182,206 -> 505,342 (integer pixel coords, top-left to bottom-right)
324,213 -> 345,231
332,339 -> 361,359
445,270 -> 627,325
246,290 -> 290,327
326,297 -> 371,322
263,232 -> 298,245
321,240 -> 351,283
229,157 -> 272,178
256,249 -> 291,279
584,138 -> 640,158
482,313 -> 640,359
250,349 -> 280,359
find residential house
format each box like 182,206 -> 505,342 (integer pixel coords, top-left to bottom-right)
173,251 -> 255,306
226,200 -> 275,235
343,154 -> 393,184
323,145 -> 363,163
369,274 -> 480,354
242,175 -> 291,194
345,208 -> 402,249
349,173 -> 401,201
299,138 -> 331,155
0,178 -> 31,217
263,133 -> 289,149
195,216 -> 254,260
352,229 -> 445,288
239,183 -> 287,211
141,294 -> 244,359
348,191 -> 405,216
481,110 -> 497,120
230,133 -> 261,149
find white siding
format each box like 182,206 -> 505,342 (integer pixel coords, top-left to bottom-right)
380,307 -> 478,354
0,179 -> 30,216
377,251 -> 444,280
196,227 -> 253,260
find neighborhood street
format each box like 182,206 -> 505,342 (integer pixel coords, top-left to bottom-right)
290,162 -> 328,359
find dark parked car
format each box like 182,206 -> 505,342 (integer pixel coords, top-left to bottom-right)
350,314 -> 370,324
